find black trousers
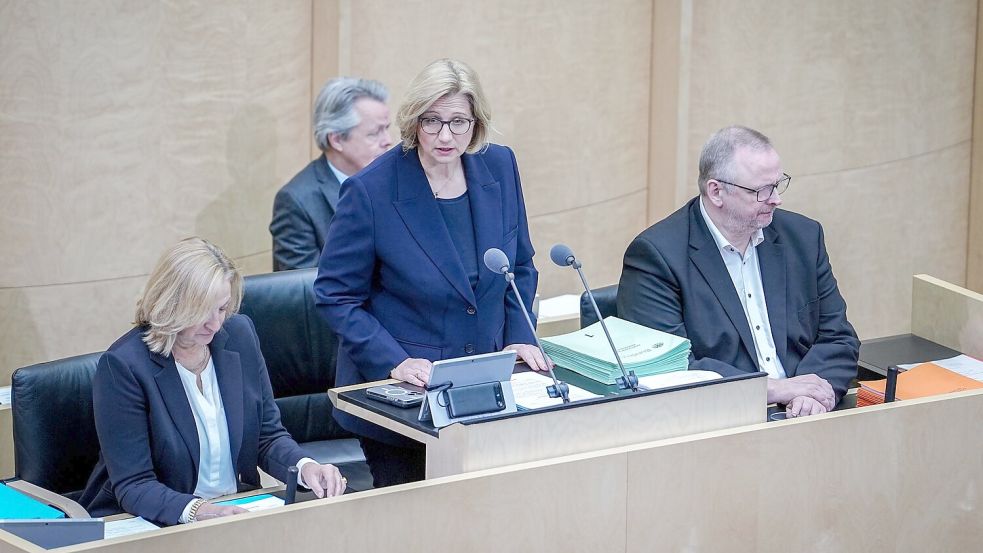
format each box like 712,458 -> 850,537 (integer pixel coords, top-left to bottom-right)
358,436 -> 426,488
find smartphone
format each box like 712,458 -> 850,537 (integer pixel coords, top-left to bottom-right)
444,381 -> 506,418
365,384 -> 425,408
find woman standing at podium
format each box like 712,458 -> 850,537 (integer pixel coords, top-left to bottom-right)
80,238 -> 346,526
314,59 -> 550,487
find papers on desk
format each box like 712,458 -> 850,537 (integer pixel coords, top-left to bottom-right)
103,517 -> 159,539
537,294 -> 581,320
0,385 -> 10,405
638,370 -> 721,390
898,354 -> 983,381
541,317 -> 691,385
511,371 -> 599,410
858,362 -> 983,406
216,494 -> 284,512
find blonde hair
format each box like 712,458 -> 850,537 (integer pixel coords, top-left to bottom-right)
396,58 -> 492,153
135,237 -> 243,356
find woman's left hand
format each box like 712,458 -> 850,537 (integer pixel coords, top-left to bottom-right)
505,344 -> 554,372
300,462 -> 347,498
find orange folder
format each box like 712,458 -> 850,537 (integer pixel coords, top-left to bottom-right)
859,362 -> 983,405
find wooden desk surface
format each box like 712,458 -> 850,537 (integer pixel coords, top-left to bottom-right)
859,333 -> 960,377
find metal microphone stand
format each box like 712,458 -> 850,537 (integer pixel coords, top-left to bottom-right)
568,260 -> 639,392
504,270 -> 570,402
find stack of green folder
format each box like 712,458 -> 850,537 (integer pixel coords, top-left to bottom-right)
542,317 -> 691,385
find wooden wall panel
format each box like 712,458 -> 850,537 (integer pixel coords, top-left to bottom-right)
0,1 -> 313,381
969,0 -> 983,293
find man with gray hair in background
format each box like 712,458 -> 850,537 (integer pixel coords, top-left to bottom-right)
271,77 -> 392,271
618,126 -> 859,417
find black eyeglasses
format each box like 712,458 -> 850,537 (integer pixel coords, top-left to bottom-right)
419,116 -> 474,135
713,173 -> 791,202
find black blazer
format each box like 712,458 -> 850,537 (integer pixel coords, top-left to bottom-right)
270,155 -> 342,271
618,197 -> 859,400
79,315 -> 308,526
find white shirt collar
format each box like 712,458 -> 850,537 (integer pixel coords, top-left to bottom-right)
325,157 -> 349,184
699,196 -> 765,254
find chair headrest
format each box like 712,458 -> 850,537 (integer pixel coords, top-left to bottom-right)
579,284 -> 620,328
12,352 -> 102,495
240,268 -> 338,397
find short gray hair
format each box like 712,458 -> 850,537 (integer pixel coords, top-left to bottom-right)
697,126 -> 773,195
313,77 -> 388,152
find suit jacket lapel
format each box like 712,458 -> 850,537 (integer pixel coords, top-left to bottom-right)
392,149 -> 477,305
152,352 -> 200,476
687,202 -> 758,362
314,154 -> 343,211
757,226 -> 788,371
209,327 -> 244,468
464,152 -> 503,303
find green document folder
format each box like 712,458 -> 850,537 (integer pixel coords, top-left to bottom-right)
542,317 -> 692,385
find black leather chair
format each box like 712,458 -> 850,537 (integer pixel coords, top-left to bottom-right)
239,268 -> 371,490
11,352 -> 102,505
579,284 -> 619,328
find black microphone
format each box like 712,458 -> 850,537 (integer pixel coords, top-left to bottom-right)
884,365 -> 899,403
284,465 -> 299,505
549,243 -> 639,392
483,248 -> 569,402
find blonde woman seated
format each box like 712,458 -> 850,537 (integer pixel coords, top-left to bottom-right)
80,237 -> 345,526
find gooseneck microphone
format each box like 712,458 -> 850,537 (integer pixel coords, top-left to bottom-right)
550,244 -> 639,392
483,248 -> 570,402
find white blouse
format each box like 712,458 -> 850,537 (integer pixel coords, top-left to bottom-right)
175,356 -> 238,500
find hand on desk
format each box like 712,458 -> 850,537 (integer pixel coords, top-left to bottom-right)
391,358 -> 433,387
506,343 -> 554,372
767,374 -> 835,412
195,502 -> 247,521
300,462 -> 347,498
786,395 -> 828,418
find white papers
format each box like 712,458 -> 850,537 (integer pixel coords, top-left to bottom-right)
898,355 -> 983,381
537,294 -> 582,320
511,371 -> 599,409
103,517 -> 159,539
638,370 -> 722,390
0,386 -> 10,405
229,495 -> 285,512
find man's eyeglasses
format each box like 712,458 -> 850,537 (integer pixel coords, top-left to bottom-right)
419,116 -> 474,135
713,173 -> 791,202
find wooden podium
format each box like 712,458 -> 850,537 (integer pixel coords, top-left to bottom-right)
329,372 -> 767,478
3,386 -> 981,553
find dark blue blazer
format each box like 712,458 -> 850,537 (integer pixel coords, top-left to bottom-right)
270,154 -> 342,271
617,197 -> 859,400
79,315 -> 308,526
314,143 -> 538,443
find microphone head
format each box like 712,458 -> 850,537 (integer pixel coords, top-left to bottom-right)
483,248 -> 510,274
549,243 -> 576,267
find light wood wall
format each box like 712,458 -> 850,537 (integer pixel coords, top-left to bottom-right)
0,1 -> 314,384
1,0 -> 981,384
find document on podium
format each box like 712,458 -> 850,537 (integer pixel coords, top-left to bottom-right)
103,517 -> 159,539
216,494 -> 284,512
541,317 -> 691,385
899,354 -> 983,381
511,371 -> 599,410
